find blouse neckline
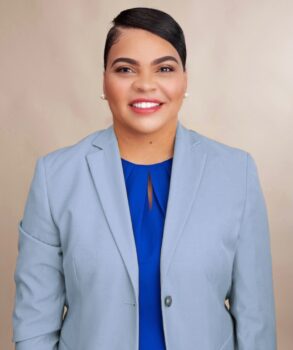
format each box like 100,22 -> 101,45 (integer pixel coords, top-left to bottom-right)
121,157 -> 173,167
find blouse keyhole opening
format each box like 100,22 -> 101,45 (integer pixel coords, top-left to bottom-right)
147,172 -> 153,211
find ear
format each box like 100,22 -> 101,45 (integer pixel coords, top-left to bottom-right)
183,69 -> 188,91
103,71 -> 106,95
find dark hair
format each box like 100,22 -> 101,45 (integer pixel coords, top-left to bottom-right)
103,7 -> 187,71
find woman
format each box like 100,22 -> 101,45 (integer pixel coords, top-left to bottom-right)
12,7 -> 276,350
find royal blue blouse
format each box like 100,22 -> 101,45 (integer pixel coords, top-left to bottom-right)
121,156 -> 173,350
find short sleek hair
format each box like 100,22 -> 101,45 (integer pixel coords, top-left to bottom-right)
103,7 -> 187,71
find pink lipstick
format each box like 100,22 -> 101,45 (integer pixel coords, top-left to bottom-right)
129,98 -> 164,115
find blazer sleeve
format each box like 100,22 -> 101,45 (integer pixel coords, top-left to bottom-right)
229,153 -> 277,349
12,157 -> 65,350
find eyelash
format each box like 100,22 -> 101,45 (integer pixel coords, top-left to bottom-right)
115,66 -> 175,73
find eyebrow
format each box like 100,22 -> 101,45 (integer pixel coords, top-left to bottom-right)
110,55 -> 179,68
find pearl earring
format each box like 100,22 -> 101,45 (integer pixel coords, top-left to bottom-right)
184,92 -> 189,98
100,93 -> 107,100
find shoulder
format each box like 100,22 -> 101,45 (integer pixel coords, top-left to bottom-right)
188,127 -> 247,156
183,125 -> 254,176
39,127 -> 108,175
186,125 -> 250,161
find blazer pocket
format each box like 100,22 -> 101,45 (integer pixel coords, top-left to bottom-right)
219,333 -> 234,350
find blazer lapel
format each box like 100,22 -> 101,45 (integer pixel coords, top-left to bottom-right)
159,122 -> 208,291
85,121 -> 208,303
86,126 -> 139,301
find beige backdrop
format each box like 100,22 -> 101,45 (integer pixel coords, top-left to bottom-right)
1,0 -> 292,348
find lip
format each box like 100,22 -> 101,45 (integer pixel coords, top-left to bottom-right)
129,98 -> 163,105
128,99 -> 164,115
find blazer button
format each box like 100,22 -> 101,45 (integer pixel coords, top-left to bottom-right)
164,295 -> 172,307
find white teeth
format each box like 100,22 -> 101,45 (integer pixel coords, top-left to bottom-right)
131,102 -> 160,109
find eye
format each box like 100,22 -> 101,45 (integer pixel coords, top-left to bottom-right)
159,66 -> 175,73
115,66 -> 133,73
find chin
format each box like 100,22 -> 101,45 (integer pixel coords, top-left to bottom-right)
125,117 -> 172,135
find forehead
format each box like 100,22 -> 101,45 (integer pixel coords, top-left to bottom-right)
108,28 -> 180,62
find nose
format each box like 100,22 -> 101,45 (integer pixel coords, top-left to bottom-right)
132,72 -> 157,92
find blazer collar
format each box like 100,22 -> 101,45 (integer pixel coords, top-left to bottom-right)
86,120 -> 208,304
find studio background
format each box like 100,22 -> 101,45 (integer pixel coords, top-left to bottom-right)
0,1 -> 292,348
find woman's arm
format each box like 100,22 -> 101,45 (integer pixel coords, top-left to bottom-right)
12,157 -> 65,349
229,153 -> 277,349
14,333 -> 60,350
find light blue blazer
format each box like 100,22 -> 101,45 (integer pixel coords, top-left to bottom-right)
12,121 -> 276,349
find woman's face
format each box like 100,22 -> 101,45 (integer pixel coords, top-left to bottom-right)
103,28 -> 187,135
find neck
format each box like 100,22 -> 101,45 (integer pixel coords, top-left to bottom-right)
113,119 -> 178,165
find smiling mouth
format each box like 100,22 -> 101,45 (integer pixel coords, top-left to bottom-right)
129,102 -> 164,109
128,102 -> 164,114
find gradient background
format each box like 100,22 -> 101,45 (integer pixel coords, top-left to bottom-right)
1,1 -> 292,348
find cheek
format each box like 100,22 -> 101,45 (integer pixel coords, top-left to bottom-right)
160,76 -> 186,100
163,84 -> 185,101
105,77 -> 130,102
